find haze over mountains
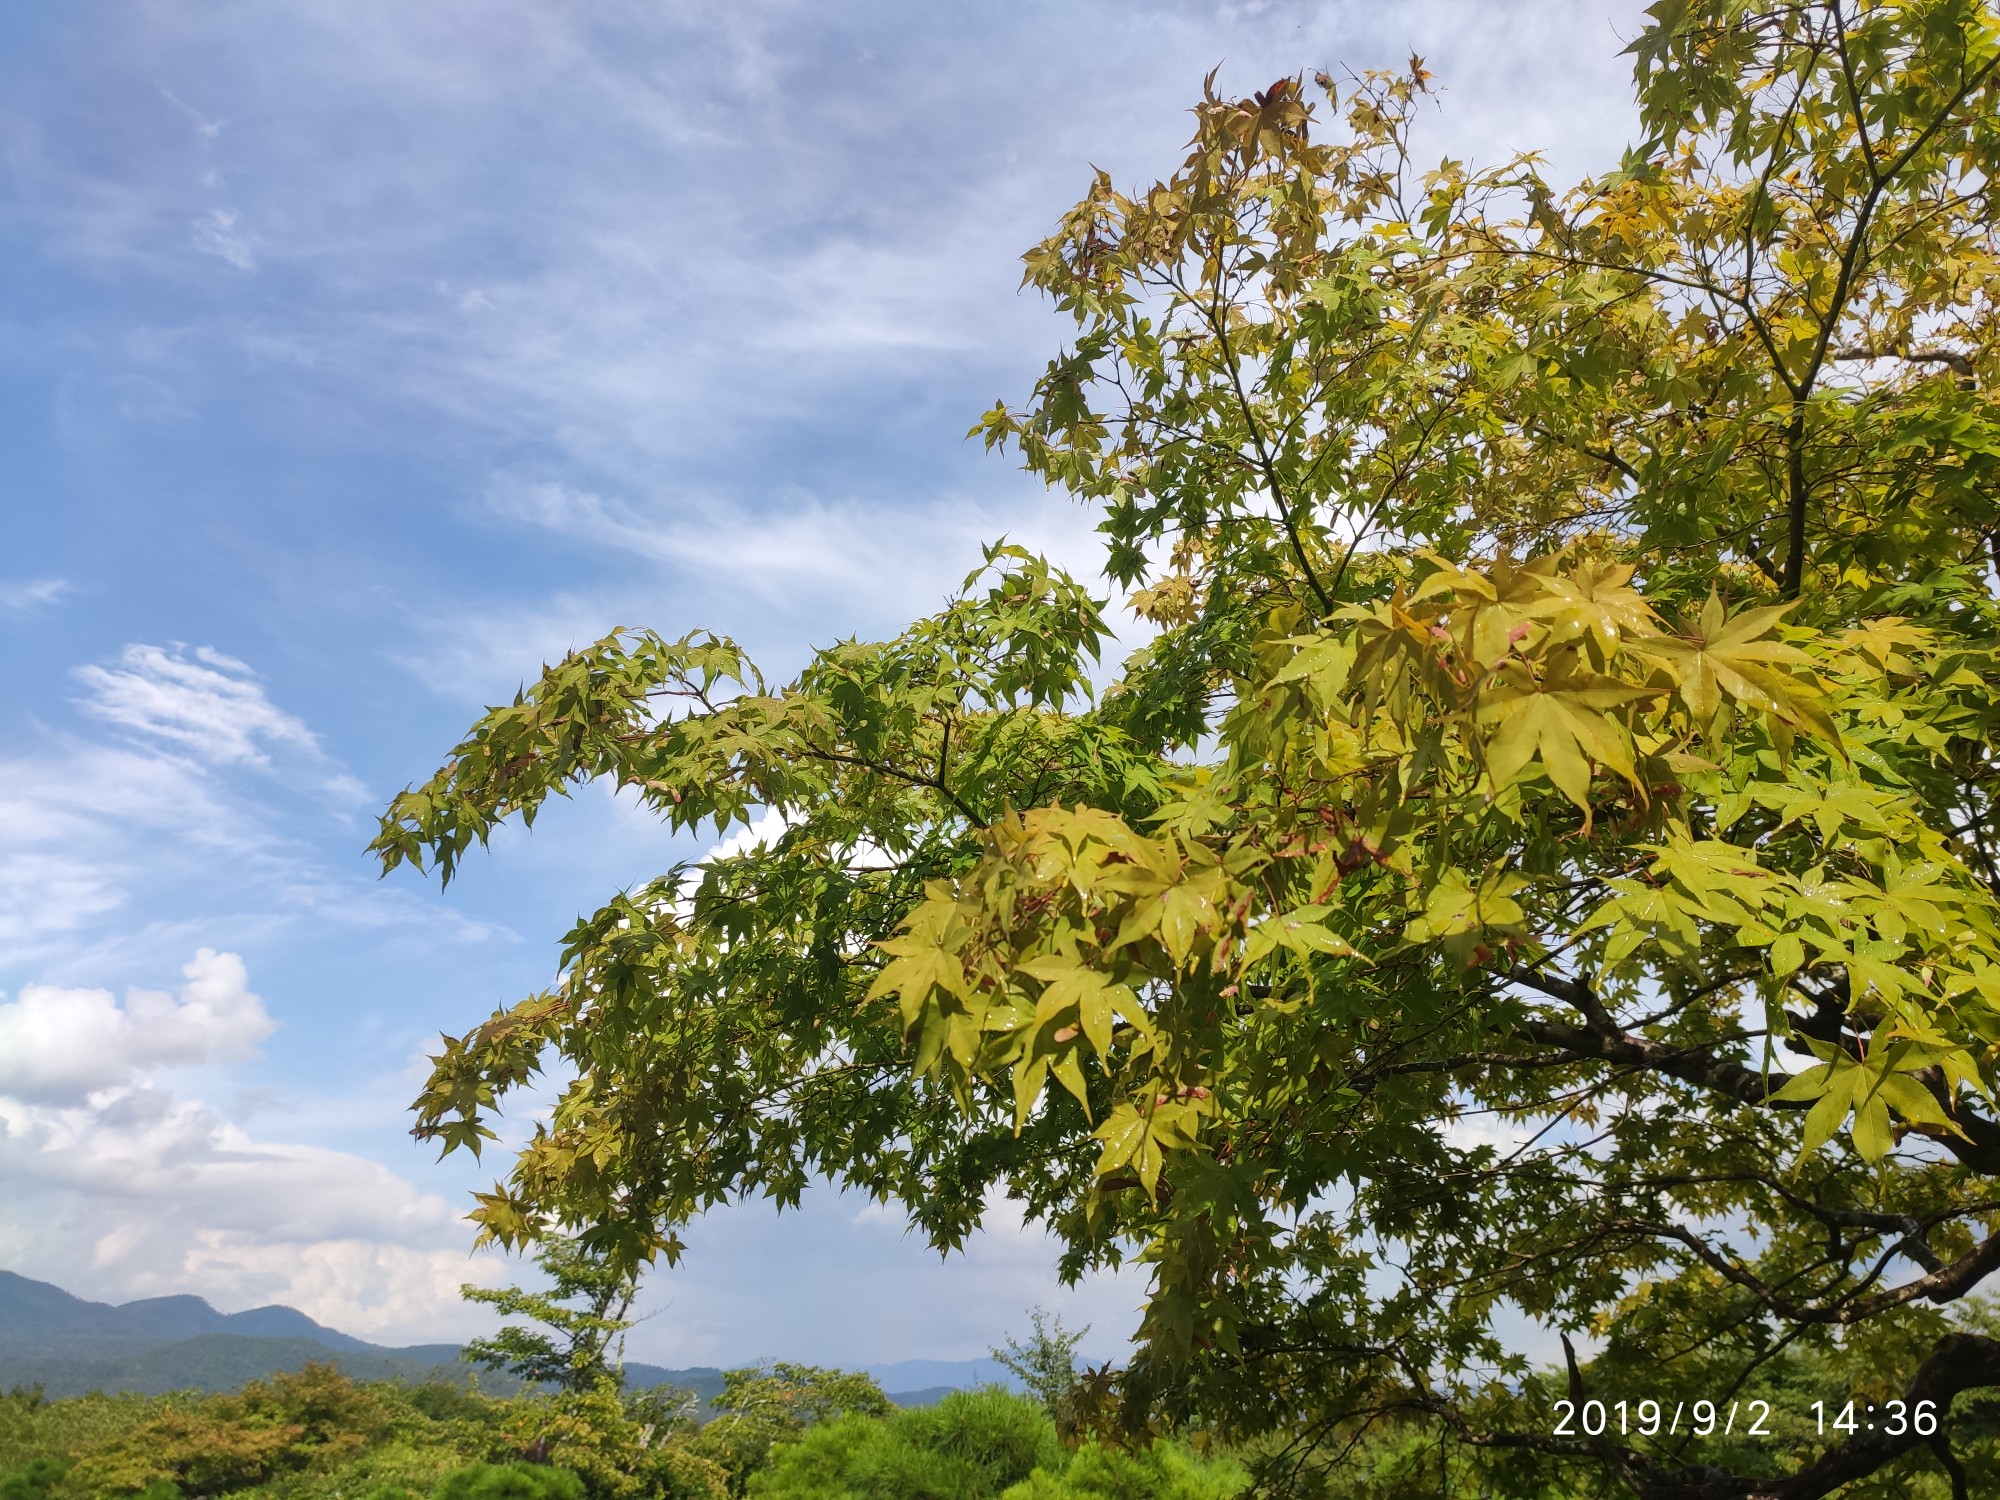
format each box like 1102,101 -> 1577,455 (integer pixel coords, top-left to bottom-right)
0,1271 -> 1007,1406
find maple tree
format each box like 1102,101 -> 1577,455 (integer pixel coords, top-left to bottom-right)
376,1 -> 2000,1494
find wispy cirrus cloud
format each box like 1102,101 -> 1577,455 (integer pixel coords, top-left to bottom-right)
72,643 -> 370,806
75,644 -> 319,768
0,738 -> 250,960
481,475 -> 1102,604
2,645 -> 489,976
389,473 -> 1123,712
191,206 -> 257,270
0,577 -> 73,612
5,1 -> 1645,489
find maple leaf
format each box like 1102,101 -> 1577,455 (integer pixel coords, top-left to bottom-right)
1644,592 -> 1842,747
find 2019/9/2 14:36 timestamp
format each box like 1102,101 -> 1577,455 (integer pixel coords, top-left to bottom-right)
1551,1398 -> 1939,1438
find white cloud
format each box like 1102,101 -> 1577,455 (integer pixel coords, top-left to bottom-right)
619,1183 -> 1144,1368
75,644 -> 318,767
482,476 -> 1012,597
70,642 -> 369,809
0,947 -> 274,1102
0,657 -> 457,974
158,84 -> 226,142
192,206 -> 257,269
0,577 -> 72,612
399,477 -> 1081,703
0,1086 -> 501,1339
457,471 -> 1111,638
174,1235 -> 509,1339
0,851 -> 127,953
1442,1108 -> 1542,1158
0,739 -> 251,961
4,0 -> 1647,488
391,591 -> 637,704
270,879 -> 510,944
701,807 -> 796,864
0,949 -> 501,1341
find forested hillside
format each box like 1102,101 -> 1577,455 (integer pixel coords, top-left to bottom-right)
0,1365 -> 1247,1500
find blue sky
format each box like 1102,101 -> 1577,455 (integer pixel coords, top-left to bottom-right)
0,0 -> 1643,1366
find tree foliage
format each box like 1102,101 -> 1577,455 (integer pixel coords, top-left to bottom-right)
744,1386 -> 1247,1500
462,1237 -> 642,1394
992,1310 -> 1089,1418
61,1364 -> 392,1496
747,1387 -> 1061,1500
687,1364 -> 893,1494
431,1462 -> 586,1500
377,2 -> 2000,1493
0,1460 -> 67,1500
0,1367 -> 730,1500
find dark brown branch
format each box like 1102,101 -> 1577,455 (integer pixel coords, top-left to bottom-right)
1431,1333 -> 2000,1499
1857,1228 -> 2000,1317
1513,1012 -> 1773,1107
795,745 -> 988,829
1829,1 -> 1881,185
1504,968 -> 2000,1176
1748,1332 -> 2000,1500
1508,963 -> 1619,1031
1830,344 -> 1977,383
1930,1431 -> 1972,1500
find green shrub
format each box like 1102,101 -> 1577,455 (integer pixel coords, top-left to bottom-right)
402,1383 -> 507,1428
739,1415 -> 874,1499
751,1388 -> 1060,1499
36,1371 -> 504,1499
0,1458 -> 68,1500
1000,1440 -> 1249,1500
432,1461 -> 586,1500
0,1389 -> 161,1476
66,1404 -> 303,1494
688,1363 -> 891,1491
494,1379 -> 725,1500
253,1436 -> 485,1500
845,1438 -> 987,1500
889,1390 -> 1064,1490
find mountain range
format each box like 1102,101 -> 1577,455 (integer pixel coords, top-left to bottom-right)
0,1271 -> 1008,1406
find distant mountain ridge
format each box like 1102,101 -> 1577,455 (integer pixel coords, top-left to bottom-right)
0,1269 -> 372,1351
0,1270 -> 1006,1405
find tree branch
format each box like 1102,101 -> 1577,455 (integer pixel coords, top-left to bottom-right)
1830,344 -> 1977,384
1500,964 -> 2000,1168
1205,291 -> 1334,616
